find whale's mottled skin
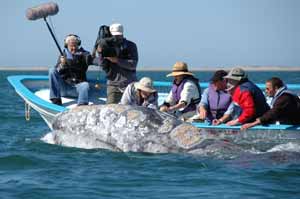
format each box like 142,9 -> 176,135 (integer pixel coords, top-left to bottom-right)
51,104 -> 214,153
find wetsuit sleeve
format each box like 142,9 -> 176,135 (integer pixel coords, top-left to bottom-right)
237,90 -> 255,123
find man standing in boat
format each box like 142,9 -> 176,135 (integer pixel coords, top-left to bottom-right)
241,77 -> 300,130
95,23 -> 139,104
160,62 -> 201,121
49,34 -> 92,105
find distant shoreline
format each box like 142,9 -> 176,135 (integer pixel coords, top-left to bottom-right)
1,66 -> 300,71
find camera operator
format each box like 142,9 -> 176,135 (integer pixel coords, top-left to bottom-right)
49,34 -> 92,106
95,23 -> 139,104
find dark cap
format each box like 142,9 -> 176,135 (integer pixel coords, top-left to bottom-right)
210,70 -> 228,83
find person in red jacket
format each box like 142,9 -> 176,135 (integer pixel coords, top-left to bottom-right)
224,67 -> 269,126
241,77 -> 300,130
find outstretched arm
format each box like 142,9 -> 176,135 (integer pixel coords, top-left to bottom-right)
241,118 -> 261,130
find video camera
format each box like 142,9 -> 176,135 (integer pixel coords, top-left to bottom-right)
92,25 -> 122,58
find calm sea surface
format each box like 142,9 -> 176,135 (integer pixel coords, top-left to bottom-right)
1,70 -> 300,199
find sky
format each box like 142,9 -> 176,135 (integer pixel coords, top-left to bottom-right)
1,0 -> 300,69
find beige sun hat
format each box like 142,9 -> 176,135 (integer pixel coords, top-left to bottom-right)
166,62 -> 195,77
224,67 -> 247,81
135,77 -> 156,93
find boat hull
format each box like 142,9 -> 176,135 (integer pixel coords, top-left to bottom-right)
7,75 -> 300,131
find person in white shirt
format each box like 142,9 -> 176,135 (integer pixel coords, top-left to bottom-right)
160,61 -> 201,121
120,77 -> 158,109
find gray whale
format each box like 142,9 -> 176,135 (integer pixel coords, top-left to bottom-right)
50,104 -> 216,153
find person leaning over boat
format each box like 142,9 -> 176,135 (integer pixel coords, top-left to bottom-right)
94,23 -> 138,104
120,77 -> 158,109
241,77 -> 300,130
223,67 -> 270,126
160,62 -> 201,121
197,70 -> 234,125
49,34 -> 92,105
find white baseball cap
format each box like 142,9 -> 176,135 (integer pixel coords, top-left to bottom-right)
109,23 -> 124,36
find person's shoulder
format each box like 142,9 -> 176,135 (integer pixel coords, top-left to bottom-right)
78,47 -> 91,54
280,92 -> 296,100
185,79 -> 198,86
127,81 -> 137,90
124,38 -> 137,46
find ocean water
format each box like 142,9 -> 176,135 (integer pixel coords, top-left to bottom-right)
1,70 -> 300,199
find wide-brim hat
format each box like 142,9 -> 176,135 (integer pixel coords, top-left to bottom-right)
135,77 -> 156,93
166,61 -> 194,77
224,67 -> 247,81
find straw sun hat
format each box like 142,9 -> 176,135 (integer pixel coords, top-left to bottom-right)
135,77 -> 156,93
166,62 -> 195,77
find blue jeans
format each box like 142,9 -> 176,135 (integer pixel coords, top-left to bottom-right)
49,68 -> 89,105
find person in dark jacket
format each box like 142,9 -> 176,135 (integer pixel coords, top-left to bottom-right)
224,67 -> 270,126
198,70 -> 234,125
241,77 -> 300,130
49,34 -> 92,105
95,23 -> 138,104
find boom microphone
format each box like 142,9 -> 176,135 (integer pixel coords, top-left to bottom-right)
26,2 -> 63,56
26,2 -> 59,20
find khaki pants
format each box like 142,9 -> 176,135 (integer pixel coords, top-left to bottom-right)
106,85 -> 123,104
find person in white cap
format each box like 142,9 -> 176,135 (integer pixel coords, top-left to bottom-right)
120,77 -> 158,109
223,67 -> 269,126
159,61 -> 201,121
95,23 -> 138,104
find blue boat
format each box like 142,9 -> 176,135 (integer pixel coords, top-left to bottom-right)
7,75 -> 300,131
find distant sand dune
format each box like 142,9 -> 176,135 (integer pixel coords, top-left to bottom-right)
1,65 -> 300,71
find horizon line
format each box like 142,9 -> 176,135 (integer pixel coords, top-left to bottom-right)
1,65 -> 300,72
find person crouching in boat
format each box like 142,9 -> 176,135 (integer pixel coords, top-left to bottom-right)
197,70 -> 234,125
49,34 -> 92,106
223,67 -> 270,126
160,62 -> 201,121
241,77 -> 300,130
120,77 -> 158,109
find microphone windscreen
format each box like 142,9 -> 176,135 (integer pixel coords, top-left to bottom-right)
26,2 -> 59,20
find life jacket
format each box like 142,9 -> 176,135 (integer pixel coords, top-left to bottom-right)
207,84 -> 232,121
239,80 -> 270,120
171,76 -> 201,113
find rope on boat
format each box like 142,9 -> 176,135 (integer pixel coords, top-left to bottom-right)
25,102 -> 31,121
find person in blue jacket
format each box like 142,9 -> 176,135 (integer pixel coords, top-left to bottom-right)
198,70 -> 234,125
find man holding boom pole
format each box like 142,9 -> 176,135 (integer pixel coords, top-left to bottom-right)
49,34 -> 92,105
26,2 -> 93,106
